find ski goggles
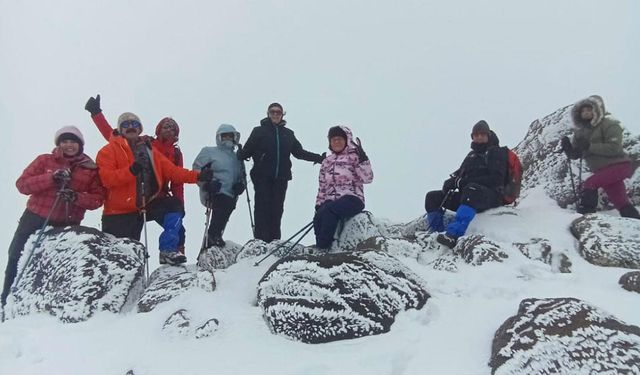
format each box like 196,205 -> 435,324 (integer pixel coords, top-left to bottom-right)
120,120 -> 142,129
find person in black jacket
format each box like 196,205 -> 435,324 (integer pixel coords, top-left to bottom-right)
237,103 -> 324,242
424,120 -> 507,249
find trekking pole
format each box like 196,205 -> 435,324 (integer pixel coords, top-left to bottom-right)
200,205 -> 212,250
566,157 -> 578,203
11,180 -> 68,293
239,155 -> 255,237
140,180 -> 150,284
253,221 -> 314,266
277,224 -> 315,260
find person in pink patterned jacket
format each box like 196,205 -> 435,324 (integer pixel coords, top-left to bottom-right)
313,126 -> 374,249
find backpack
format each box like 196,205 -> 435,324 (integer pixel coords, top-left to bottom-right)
502,147 -> 522,204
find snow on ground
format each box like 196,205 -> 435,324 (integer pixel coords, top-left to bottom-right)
0,190 -> 638,375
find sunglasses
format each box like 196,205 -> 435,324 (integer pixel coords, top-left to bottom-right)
269,110 -> 283,115
120,120 -> 142,129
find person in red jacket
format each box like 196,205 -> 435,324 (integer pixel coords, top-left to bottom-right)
1,126 -> 105,307
96,112 -> 212,265
85,95 -> 188,253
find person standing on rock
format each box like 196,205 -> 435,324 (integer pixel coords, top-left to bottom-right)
561,95 -> 639,219
96,112 -> 213,265
85,95 -> 190,253
237,103 -> 325,243
2,126 -> 105,307
313,126 -> 373,249
425,120 -> 507,249
193,124 -> 245,247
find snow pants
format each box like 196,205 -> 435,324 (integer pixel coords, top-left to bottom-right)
251,176 -> 288,243
583,161 -> 633,210
314,195 -> 365,248
207,193 -> 237,239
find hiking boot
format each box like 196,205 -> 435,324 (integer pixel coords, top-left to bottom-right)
619,205 -> 640,219
577,189 -> 598,214
160,251 -> 187,266
436,233 -> 458,249
208,236 -> 225,248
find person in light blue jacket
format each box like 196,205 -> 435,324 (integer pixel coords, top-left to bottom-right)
193,124 -> 245,247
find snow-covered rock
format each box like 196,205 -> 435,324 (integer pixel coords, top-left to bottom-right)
355,235 -> 423,260
515,104 -> 640,208
455,235 -> 509,266
620,271 -> 640,294
237,238 -> 307,262
490,297 -> 640,374
330,211 -> 387,251
257,250 -> 430,343
137,265 -> 215,313
5,226 -> 145,323
513,238 -> 572,273
570,214 -> 640,269
195,318 -> 220,339
196,241 -> 243,271
162,309 -> 191,337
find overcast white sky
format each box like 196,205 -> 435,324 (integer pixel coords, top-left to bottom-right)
1,0 -> 638,263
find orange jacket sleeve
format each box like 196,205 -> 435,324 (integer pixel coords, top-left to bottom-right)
96,144 -> 137,188
92,113 -> 114,141
156,151 -> 199,184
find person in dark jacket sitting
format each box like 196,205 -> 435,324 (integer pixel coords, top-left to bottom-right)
237,103 -> 324,243
424,120 -> 507,249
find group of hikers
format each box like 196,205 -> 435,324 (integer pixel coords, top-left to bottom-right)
1,94 -> 638,308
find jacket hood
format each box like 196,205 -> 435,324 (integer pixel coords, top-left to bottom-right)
155,117 -> 180,140
216,123 -> 241,147
260,117 -> 287,127
328,125 -> 355,154
571,95 -> 606,128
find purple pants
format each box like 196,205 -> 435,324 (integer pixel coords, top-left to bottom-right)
583,161 -> 633,209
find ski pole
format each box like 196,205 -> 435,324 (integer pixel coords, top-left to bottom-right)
253,221 -> 313,266
238,150 -> 255,237
11,180 -> 68,293
277,224 -> 315,260
566,157 -> 578,203
140,179 -> 150,285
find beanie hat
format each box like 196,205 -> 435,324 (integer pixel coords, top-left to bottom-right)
471,120 -> 490,138
155,117 -> 180,137
267,102 -> 284,112
117,112 -> 142,133
54,126 -> 85,146
328,126 -> 347,141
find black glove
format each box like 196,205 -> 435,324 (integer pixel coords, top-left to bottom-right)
198,168 -> 214,182
52,169 -> 71,186
354,137 -> 368,163
85,94 -> 102,116
574,137 -> 590,153
232,182 -> 245,196
205,180 -> 222,194
58,188 -> 77,202
442,177 -> 456,192
314,152 -> 326,165
129,161 -> 143,176
315,204 -> 321,212
455,177 -> 466,189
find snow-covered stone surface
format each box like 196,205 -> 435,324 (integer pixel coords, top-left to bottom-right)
236,238 -> 308,262
515,105 -> 640,208
620,271 -> 640,294
196,241 -> 243,271
330,211 -> 387,251
5,226 -> 145,323
570,214 -> 640,269
162,309 -> 191,337
490,297 -> 640,374
513,238 -> 572,273
137,265 -> 215,313
257,250 -> 430,343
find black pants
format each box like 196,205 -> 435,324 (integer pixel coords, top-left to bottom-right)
425,183 -> 502,213
2,210 -> 68,306
252,177 -> 288,242
208,194 -> 237,239
102,196 -> 186,246
314,196 -> 364,248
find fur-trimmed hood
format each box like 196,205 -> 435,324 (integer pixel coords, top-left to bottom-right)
571,95 -> 607,128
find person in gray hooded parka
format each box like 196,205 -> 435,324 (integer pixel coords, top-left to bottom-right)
193,124 -> 246,247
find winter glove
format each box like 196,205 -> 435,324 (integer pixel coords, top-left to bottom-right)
129,161 -> 143,176
442,177 -> 456,192
354,137 -> 368,163
205,180 -> 222,195
57,188 -> 77,202
560,136 -> 573,156
232,182 -> 246,196
52,169 -> 71,186
198,168 -> 214,182
455,177 -> 466,190
314,152 -> 326,165
84,94 -> 102,116
574,137 -> 590,153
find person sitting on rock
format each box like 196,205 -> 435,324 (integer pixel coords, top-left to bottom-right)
425,120 -> 507,249
192,124 -> 245,248
2,126 -> 105,307
96,112 -> 213,265
561,95 -> 639,219
313,126 -> 373,250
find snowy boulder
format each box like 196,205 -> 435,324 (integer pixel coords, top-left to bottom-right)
513,238 -> 572,273
257,250 -> 430,343
489,297 -> 640,374
515,104 -> 640,208
195,318 -> 220,339
196,241 -> 243,271
570,214 -> 640,269
236,239 -> 307,262
456,235 -> 508,266
6,226 -> 145,323
355,236 -> 423,260
331,211 -> 386,251
137,265 -> 215,313
619,271 -> 640,294
162,309 -> 191,337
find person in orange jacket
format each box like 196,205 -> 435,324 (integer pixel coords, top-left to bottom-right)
96,112 -> 212,265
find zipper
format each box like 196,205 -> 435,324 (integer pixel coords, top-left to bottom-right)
274,126 -> 280,178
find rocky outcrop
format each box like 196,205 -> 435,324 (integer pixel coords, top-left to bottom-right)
257,250 -> 429,343
6,226 -> 145,323
619,271 -> 640,294
513,238 -> 572,273
137,265 -> 215,313
490,297 -> 640,374
197,241 -> 244,271
570,214 -> 640,269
